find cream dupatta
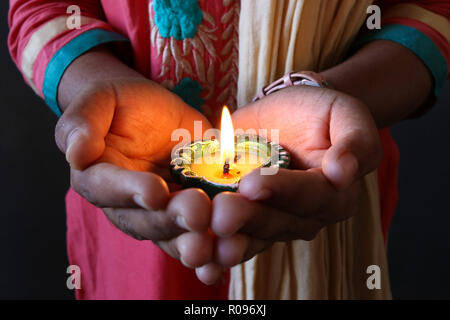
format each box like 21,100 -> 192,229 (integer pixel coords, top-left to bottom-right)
231,0 -> 391,299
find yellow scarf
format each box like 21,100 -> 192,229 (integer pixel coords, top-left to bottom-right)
232,0 -> 391,299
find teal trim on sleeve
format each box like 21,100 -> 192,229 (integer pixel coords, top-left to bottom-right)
353,24 -> 447,97
43,29 -> 129,117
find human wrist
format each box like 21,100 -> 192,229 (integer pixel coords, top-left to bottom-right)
253,71 -> 332,102
57,46 -> 145,112
319,40 -> 433,128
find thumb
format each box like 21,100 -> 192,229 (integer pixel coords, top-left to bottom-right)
55,86 -> 116,170
322,95 -> 382,190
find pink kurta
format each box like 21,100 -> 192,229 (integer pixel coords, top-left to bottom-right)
8,0 -> 449,299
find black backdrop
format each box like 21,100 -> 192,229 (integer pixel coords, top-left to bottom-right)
1,2 -> 449,299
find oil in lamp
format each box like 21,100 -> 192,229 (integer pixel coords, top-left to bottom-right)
170,106 -> 290,198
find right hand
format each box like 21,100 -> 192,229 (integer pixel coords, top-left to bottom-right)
55,78 -> 222,283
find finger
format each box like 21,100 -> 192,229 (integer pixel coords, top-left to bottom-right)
154,232 -> 213,268
211,192 -> 322,241
103,190 -> 212,253
214,234 -> 271,267
166,188 -> 212,232
174,232 -> 214,268
55,84 -> 116,170
322,94 -> 382,190
195,263 -> 224,285
103,187 -> 211,234
103,207 -> 183,241
71,162 -> 169,210
238,168 -> 343,219
102,187 -> 210,240
238,168 -> 360,223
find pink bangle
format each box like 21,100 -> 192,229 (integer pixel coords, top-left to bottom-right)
252,71 -> 332,102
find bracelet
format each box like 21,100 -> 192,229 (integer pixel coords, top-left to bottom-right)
252,71 -> 332,102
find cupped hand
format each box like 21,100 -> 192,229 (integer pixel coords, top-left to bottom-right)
210,85 -> 382,270
55,78 -> 217,282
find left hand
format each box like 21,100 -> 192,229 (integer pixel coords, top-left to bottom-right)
202,85 -> 381,278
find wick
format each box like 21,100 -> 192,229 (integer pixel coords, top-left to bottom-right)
223,160 -> 230,175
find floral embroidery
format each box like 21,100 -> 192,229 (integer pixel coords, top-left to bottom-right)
172,77 -> 204,112
149,0 -> 239,121
217,0 -> 240,111
153,0 -> 203,40
150,1 -> 217,89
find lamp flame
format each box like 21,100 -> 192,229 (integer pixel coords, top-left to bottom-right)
220,106 -> 235,164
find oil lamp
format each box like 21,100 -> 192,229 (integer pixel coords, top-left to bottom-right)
170,106 -> 290,198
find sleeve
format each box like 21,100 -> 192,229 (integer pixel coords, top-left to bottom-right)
8,0 -> 129,116
355,0 -> 450,97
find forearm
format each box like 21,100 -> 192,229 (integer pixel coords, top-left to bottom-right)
57,46 -> 146,112
321,40 -> 433,128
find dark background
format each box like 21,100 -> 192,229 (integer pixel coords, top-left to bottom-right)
1,2 -> 449,299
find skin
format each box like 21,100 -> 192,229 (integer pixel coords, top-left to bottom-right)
207,40 -> 433,275
56,52 -> 216,269
55,40 -> 432,285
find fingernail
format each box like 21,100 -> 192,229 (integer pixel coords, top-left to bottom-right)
180,257 -> 194,268
327,153 -> 358,186
338,152 -> 358,180
248,188 -> 272,201
176,215 -> 191,231
133,194 -> 151,210
65,129 -> 80,163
